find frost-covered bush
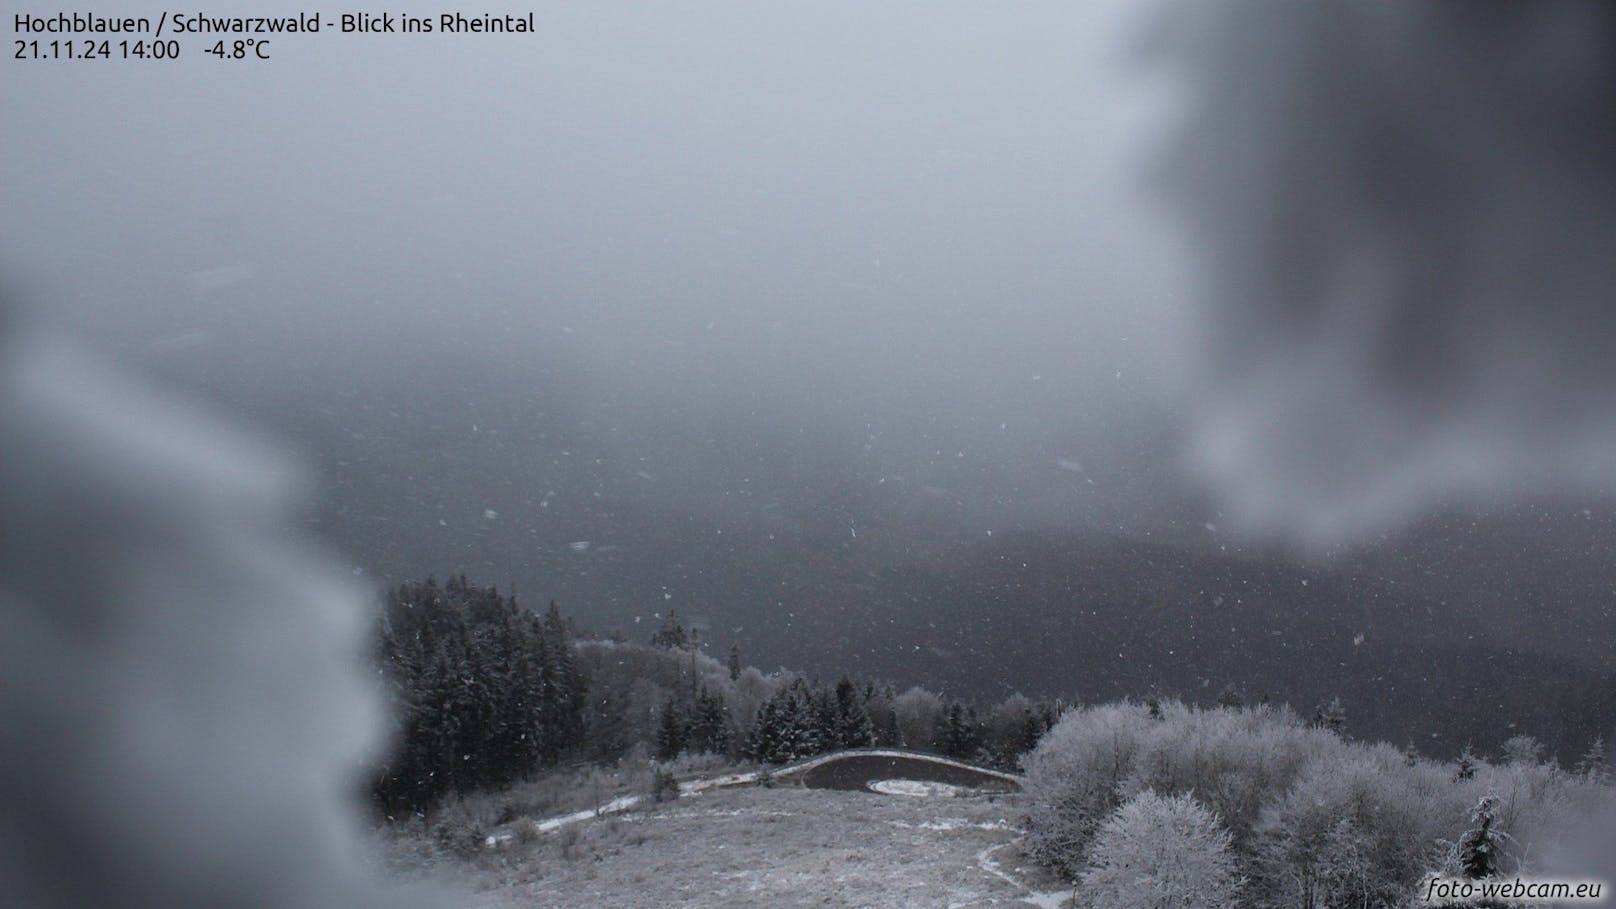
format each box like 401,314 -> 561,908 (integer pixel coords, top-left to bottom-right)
1020,697 -> 1616,900
1119,700 -> 1335,847
1081,791 -> 1241,909
1456,757 -> 1616,878
893,686 -> 944,752
1021,701 -> 1157,875
1500,734 -> 1547,766
1249,746 -> 1455,909
1021,699 -> 1335,876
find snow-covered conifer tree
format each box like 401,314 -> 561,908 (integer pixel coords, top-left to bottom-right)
1457,794 -> 1509,880
1575,737 -> 1608,783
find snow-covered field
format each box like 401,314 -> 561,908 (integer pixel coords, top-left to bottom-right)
400,778 -> 1070,908
868,778 -> 963,797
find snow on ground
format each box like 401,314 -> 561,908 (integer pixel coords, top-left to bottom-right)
889,817 -> 1016,832
533,794 -> 643,834
486,749 -> 1017,845
977,841 -> 1074,909
486,794 -> 646,846
438,783 -> 1069,908
869,778 -> 963,797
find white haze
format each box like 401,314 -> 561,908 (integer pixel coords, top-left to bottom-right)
3,0 -> 1194,542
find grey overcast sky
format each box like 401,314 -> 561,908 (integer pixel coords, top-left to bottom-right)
7,1 -> 1616,651
4,1 -> 1205,554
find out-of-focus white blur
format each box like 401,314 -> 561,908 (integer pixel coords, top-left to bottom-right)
1161,0 -> 1616,879
0,316 -> 424,908
1164,0 -> 1616,548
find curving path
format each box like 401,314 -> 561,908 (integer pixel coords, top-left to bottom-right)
487,748 -> 1021,846
789,751 -> 1021,794
483,752 -> 1071,906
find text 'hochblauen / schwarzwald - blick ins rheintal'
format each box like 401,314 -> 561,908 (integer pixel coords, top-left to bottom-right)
12,11 -> 534,61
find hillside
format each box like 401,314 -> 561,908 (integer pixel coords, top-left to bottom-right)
390,757 -> 1066,909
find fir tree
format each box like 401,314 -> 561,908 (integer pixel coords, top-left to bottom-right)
688,686 -> 731,755
655,698 -> 689,762
868,683 -> 901,746
370,577 -> 588,814
937,702 -> 983,760
650,609 -> 690,649
1575,736 -> 1608,782
1311,697 -> 1347,734
747,695 -> 784,763
749,679 -> 815,763
1216,684 -> 1244,709
1455,746 -> 1478,782
1020,706 -> 1045,755
728,643 -> 742,681
831,675 -> 874,749
807,683 -> 838,754
1457,795 -> 1508,880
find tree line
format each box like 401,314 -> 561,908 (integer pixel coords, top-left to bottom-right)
368,584 -> 1058,815
370,576 -> 585,816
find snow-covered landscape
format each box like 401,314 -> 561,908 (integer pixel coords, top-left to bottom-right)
373,695 -> 1614,908
9,2 -> 1616,907
388,754 -> 1068,909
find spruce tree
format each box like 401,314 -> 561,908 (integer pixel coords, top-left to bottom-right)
650,609 -> 690,649
748,696 -> 783,763
541,601 -> 586,760
750,679 -> 816,763
656,698 -> 689,762
783,679 -> 817,760
370,577 -> 588,815
688,686 -> 731,755
1216,684 -> 1244,709
937,702 -> 982,760
1312,696 -> 1347,734
1575,736 -> 1608,782
832,675 -> 874,749
1455,746 -> 1478,782
1021,703 -> 1047,754
1457,795 -> 1508,880
807,683 -> 838,755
